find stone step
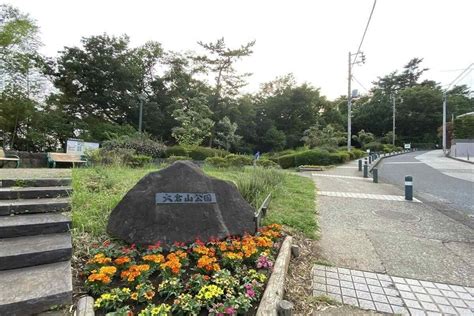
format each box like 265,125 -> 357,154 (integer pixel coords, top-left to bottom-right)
0,261 -> 72,315
0,197 -> 71,216
0,233 -> 72,270
0,213 -> 71,238
0,178 -> 71,188
0,186 -> 72,200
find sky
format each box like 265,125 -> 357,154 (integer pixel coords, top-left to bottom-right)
6,0 -> 474,100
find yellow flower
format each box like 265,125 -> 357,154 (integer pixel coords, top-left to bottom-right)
131,292 -> 138,300
99,266 -> 117,276
121,287 -> 131,294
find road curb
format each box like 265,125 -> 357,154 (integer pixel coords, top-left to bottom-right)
446,155 -> 474,165
368,150 -> 413,173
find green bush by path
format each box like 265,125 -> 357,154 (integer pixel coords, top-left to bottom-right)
72,165 -> 317,239
273,148 -> 364,169
165,146 -> 229,160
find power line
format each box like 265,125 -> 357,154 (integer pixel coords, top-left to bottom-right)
352,75 -> 369,92
352,0 -> 377,67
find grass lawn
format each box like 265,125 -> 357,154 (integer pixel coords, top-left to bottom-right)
72,164 -> 317,242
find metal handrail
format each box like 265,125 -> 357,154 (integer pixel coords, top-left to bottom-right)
254,193 -> 272,231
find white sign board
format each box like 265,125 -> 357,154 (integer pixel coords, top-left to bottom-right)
404,143 -> 411,149
66,139 -> 99,155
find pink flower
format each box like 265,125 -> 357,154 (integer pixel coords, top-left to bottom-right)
225,307 -> 236,315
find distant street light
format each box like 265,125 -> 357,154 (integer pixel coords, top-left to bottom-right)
138,93 -> 146,133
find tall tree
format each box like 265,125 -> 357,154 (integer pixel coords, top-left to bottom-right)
51,34 -> 163,137
195,38 -> 255,145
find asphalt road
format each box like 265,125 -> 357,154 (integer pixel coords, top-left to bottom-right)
378,150 -> 474,221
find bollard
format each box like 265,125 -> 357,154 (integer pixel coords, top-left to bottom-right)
373,168 -> 378,183
369,155 -> 372,164
363,164 -> 368,178
358,159 -> 362,171
405,175 -> 413,200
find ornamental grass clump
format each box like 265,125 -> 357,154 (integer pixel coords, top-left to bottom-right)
82,224 -> 283,315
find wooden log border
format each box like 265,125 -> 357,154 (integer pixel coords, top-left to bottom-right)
256,235 -> 293,316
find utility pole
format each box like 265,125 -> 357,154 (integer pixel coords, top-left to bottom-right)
392,94 -> 396,146
139,98 -> 143,133
347,51 -> 366,152
442,63 -> 473,154
347,52 -> 352,152
442,91 -> 447,153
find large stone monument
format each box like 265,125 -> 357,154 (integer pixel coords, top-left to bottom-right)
107,161 -> 256,246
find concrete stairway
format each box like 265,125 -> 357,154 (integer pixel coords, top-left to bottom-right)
0,178 -> 73,315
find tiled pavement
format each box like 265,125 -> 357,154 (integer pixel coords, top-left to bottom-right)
312,264 -> 474,315
316,191 -> 422,202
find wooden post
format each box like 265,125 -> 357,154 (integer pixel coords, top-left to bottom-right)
277,300 -> 294,316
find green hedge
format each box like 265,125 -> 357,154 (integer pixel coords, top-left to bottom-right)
274,148 -> 365,169
454,115 -> 474,139
363,141 -> 384,152
165,146 -> 229,160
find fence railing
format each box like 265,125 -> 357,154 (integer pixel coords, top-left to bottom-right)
254,193 -> 272,231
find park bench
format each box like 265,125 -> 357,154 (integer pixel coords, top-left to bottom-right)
0,149 -> 20,168
47,152 -> 87,168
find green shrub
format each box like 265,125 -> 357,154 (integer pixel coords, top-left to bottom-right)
128,154 -> 153,168
256,159 -> 280,169
188,147 -> 229,160
165,146 -> 188,157
351,148 -> 366,159
454,115 -> 474,139
204,157 -> 228,168
225,154 -> 253,167
295,149 -> 332,166
86,148 -> 152,168
276,153 -> 297,169
382,144 -> 397,153
363,141 -> 383,152
330,151 -> 350,164
233,167 -> 285,208
102,134 -> 166,158
167,156 -> 191,163
165,146 -> 229,160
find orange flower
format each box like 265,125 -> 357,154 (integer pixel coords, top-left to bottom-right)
174,250 -> 188,259
193,245 -> 215,256
144,290 -> 155,300
255,236 -> 273,248
143,254 -> 165,264
99,266 -> 117,276
114,256 -> 131,265
197,255 -> 220,272
218,242 -> 228,252
87,273 -> 111,284
87,253 -> 112,265
120,264 -> 150,282
160,257 -> 182,274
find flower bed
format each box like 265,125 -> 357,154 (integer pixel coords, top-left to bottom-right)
82,224 -> 283,315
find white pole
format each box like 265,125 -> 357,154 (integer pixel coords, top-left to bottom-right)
442,92 -> 447,154
347,52 -> 352,152
392,94 -> 396,146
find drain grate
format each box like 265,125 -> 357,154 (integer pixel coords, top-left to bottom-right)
372,209 -> 421,222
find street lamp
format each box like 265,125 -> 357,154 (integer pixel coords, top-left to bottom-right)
138,93 -> 146,134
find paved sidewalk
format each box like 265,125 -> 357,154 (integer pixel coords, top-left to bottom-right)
312,264 -> 474,315
309,158 -> 474,315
